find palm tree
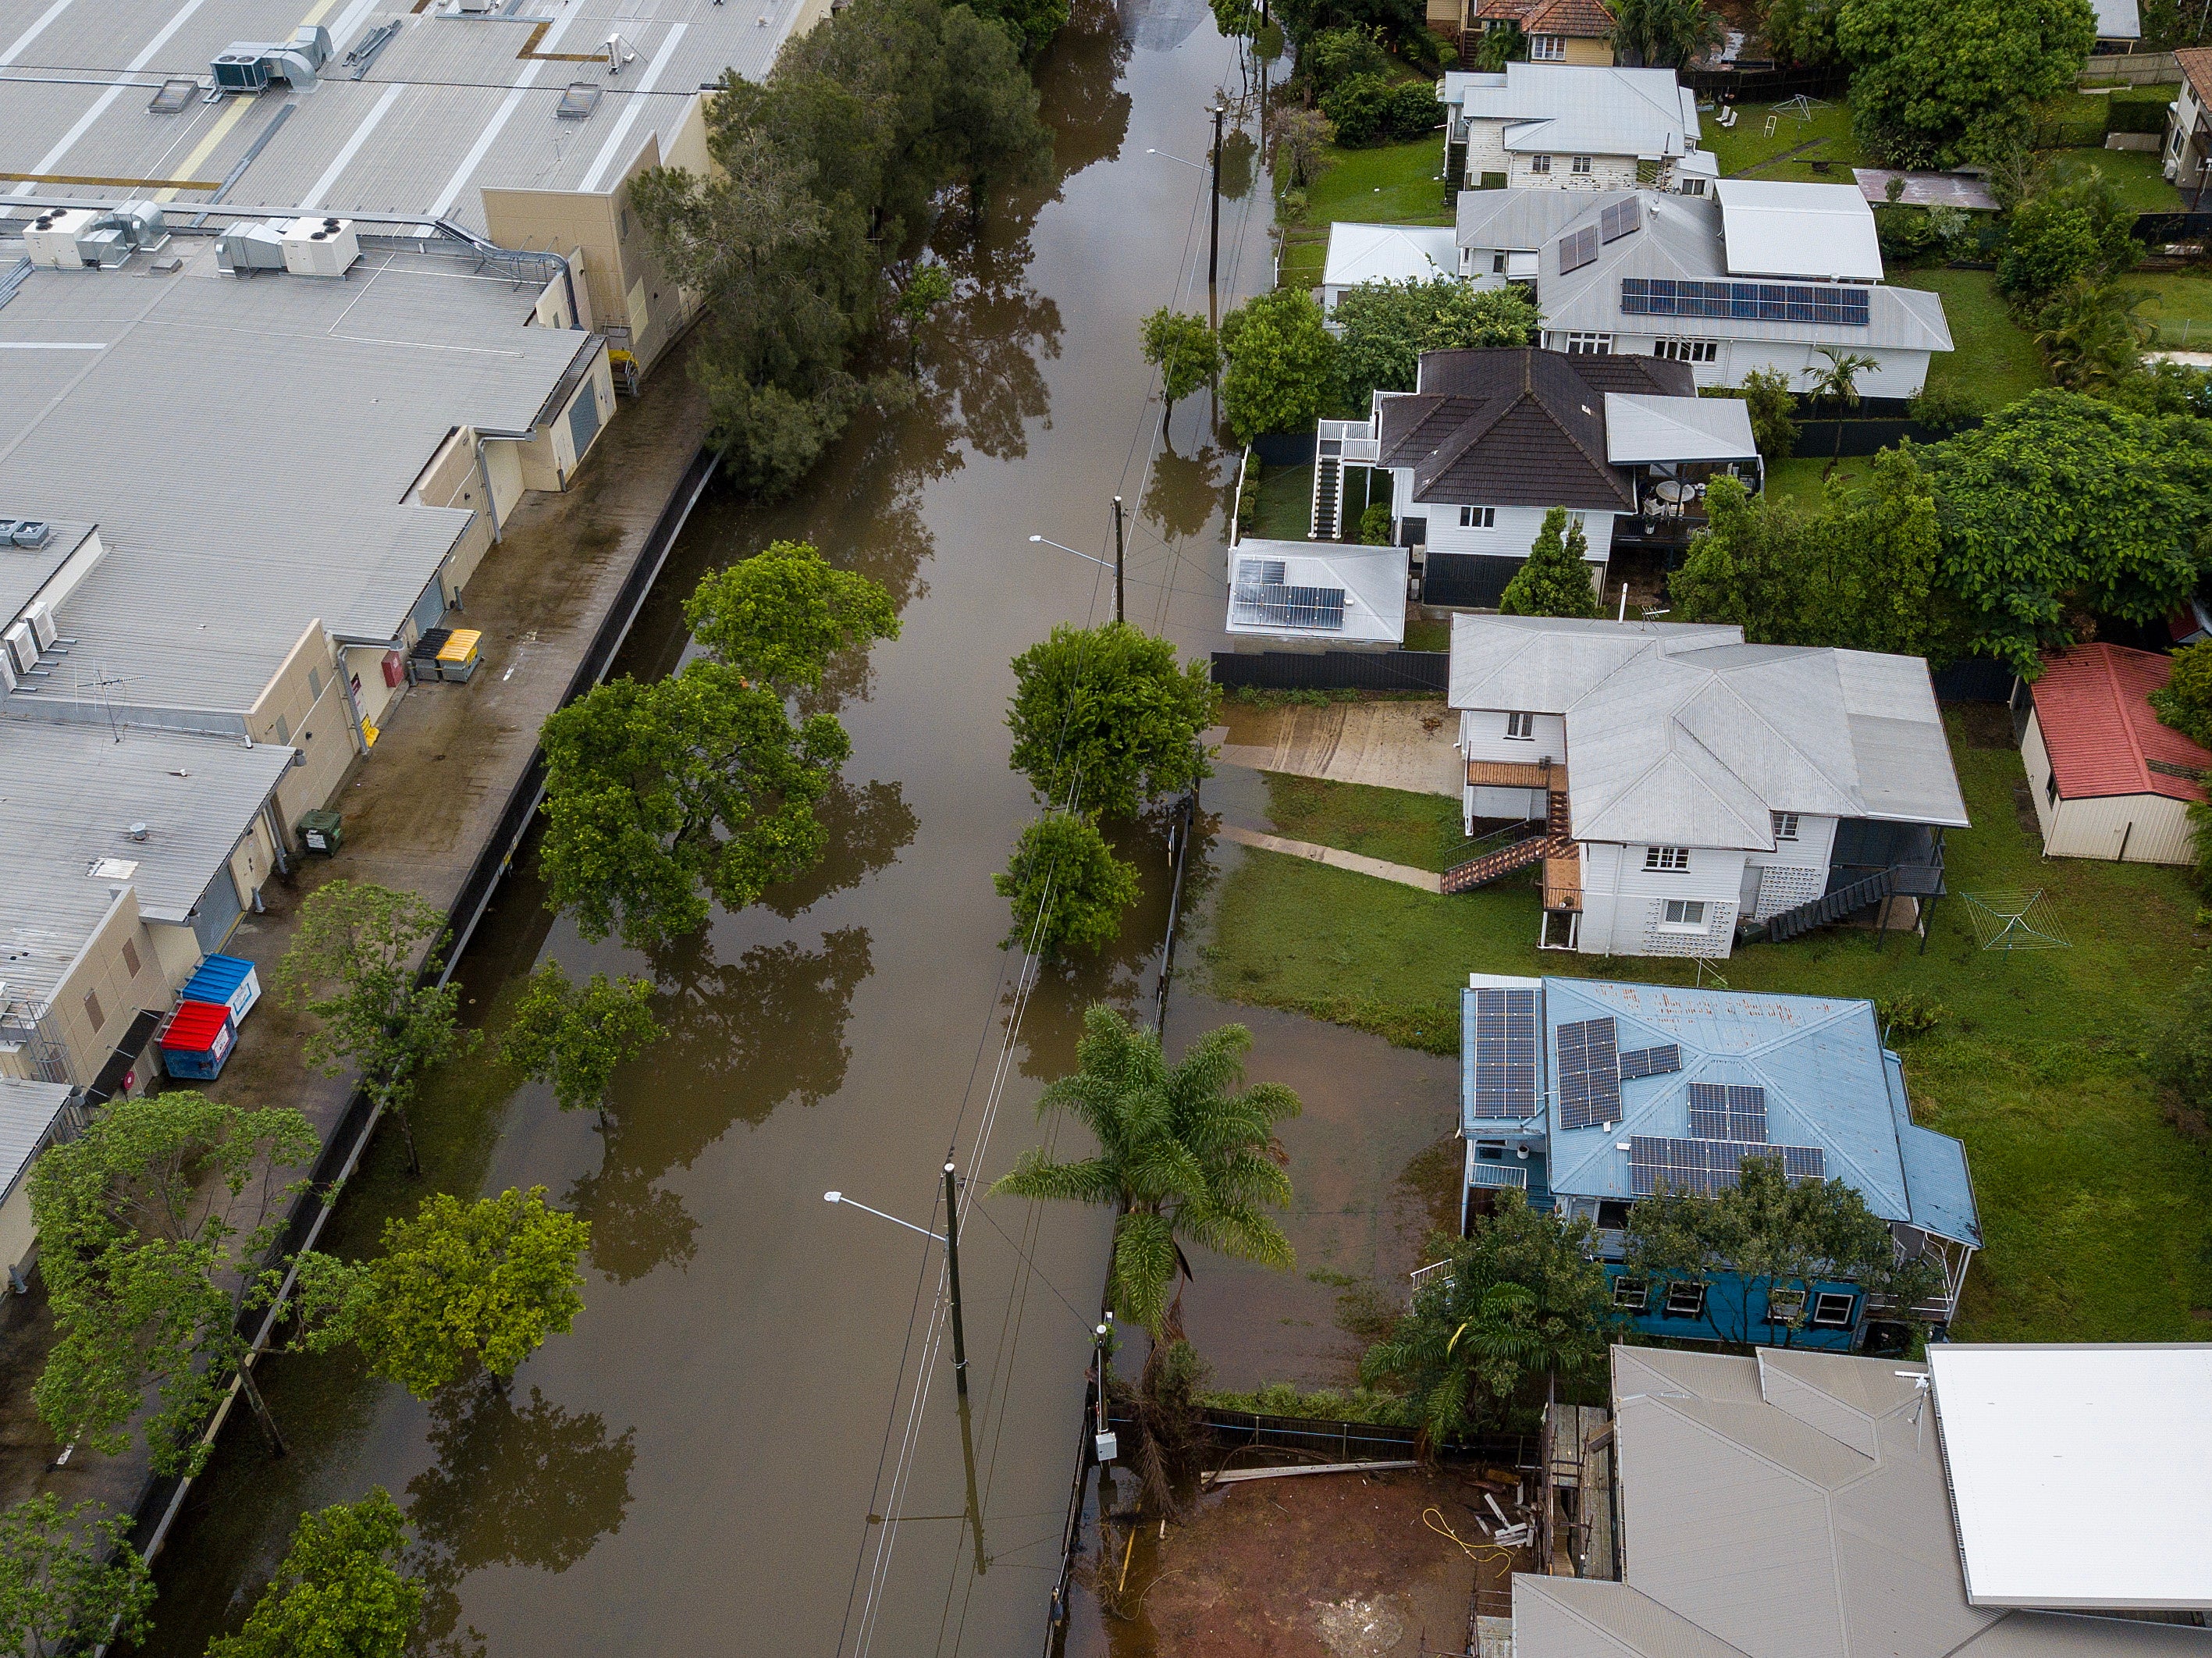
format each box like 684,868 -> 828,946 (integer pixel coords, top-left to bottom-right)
1610,0 -> 1723,69
1805,347 -> 1882,479
2033,279 -> 2152,391
990,1004 -> 1300,1336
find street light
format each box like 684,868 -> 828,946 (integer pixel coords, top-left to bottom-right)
1145,148 -> 1204,169
1028,521 -> 1125,624
825,1161 -> 970,1396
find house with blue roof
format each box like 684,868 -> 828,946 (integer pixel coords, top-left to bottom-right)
1459,973 -> 1979,1350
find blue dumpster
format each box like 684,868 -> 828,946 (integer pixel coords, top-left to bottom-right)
181,954 -> 260,1024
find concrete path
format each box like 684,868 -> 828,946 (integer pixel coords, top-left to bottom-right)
1218,824 -> 1443,892
1213,698 -> 1462,798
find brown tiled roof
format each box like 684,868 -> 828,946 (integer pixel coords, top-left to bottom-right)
2179,45 -> 2212,102
1474,0 -> 1616,37
1375,348 -> 1691,511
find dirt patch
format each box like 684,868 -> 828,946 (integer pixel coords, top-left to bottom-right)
1104,1465 -> 1520,1658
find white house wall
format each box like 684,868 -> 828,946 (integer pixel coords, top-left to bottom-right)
1538,333 -> 1934,399
1462,121 -> 1643,189
1743,812 -> 1834,920
1462,707 -> 1568,764
1580,840 -> 1746,957
1391,479 -> 1618,561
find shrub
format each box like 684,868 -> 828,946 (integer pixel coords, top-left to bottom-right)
1997,166 -> 2138,307
1299,26 -> 1389,94
1908,382 -> 1976,432
1875,991 -> 1947,1041
1321,72 -> 1393,144
1874,204 -> 1943,263
1359,502 -> 1393,543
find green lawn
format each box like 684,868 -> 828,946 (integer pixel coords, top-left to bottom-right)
1252,462 -> 1314,539
1197,712 -> 2212,1343
1403,617 -> 1452,653
2134,271 -> 2212,348
1296,137 -> 1454,226
1762,454 -> 1834,508
1705,98 -> 1863,180
2048,147 -> 2183,213
1890,268 -> 2050,413
1259,771 -> 1470,871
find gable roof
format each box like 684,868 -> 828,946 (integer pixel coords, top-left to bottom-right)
1523,977 -> 1979,1244
1441,63 -> 1698,160
1449,614 -> 1740,709
2181,45 -> 2212,101
1321,222 -> 1458,291
1475,0 -> 1616,37
2029,643 -> 2209,804
1517,1346 -> 2212,1658
1377,349 -> 1692,511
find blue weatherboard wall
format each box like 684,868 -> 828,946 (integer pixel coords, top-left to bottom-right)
1602,1266 -> 1866,1351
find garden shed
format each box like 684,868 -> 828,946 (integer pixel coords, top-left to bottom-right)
2016,644 -> 2208,866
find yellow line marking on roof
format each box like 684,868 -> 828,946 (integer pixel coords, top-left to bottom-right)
153,92 -> 257,201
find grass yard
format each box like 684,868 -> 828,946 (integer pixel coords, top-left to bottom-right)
1258,771 -> 1469,871
1295,137 -> 1454,226
1761,454 -> 1836,507
1251,461 -> 1315,539
1403,617 -> 1453,652
1890,267 -> 2050,412
2134,270 -> 2212,348
1197,709 -> 2212,1343
2047,147 -> 2182,213
1705,98 -> 1862,180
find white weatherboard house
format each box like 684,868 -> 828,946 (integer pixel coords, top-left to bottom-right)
1457,180 -> 1952,396
1320,222 -> 1460,319
1442,615 -> 1968,955
1439,63 -> 1711,194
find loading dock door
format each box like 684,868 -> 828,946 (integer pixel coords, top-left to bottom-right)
410,571 -> 446,637
191,863 -> 245,954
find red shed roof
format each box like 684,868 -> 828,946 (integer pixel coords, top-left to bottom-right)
2030,643 -> 2210,804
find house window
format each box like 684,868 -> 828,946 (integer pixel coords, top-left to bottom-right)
84,990 -> 104,1032
1663,1281 -> 1706,1318
1662,899 -> 1707,929
1571,155 -> 1593,174
1811,1290 -> 1857,1329
1645,845 -> 1690,871
1476,1140 -> 1507,1159
308,666 -> 322,699
1654,338 -> 1719,363
122,938 -> 140,977
1492,251 -> 1506,273
2045,770 -> 2060,806
1684,135 -> 1698,152
1531,155 -> 1553,175
1506,711 -> 1536,740
1563,333 -> 1613,354
1771,811 -> 1800,841
1613,1279 -> 1649,1311
1765,1286 -> 1806,1324
1460,506 -> 1495,528
1530,33 -> 1564,58
619,208 -> 631,241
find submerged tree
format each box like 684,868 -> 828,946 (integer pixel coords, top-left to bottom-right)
500,962 -> 662,1130
0,1496 -> 155,1658
994,813 -> 1143,957
276,881 -> 475,1176
30,1096 -> 318,1473
991,1005 -> 1300,1334
681,539 -> 901,695
1005,622 -> 1218,818
294,1187 -> 590,1398
1140,309 -> 1223,436
206,1490 -> 421,1658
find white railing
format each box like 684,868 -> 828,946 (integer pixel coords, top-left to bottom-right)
1318,416 -> 1380,464
1470,1161 -> 1529,1189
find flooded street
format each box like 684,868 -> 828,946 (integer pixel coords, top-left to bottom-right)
133,2 -> 1287,1653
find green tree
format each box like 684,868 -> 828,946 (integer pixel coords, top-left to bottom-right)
990,1005 -> 1300,1334
2033,279 -> 2153,393
1266,105 -> 1336,191
1334,279 -> 1541,411
1005,621 -> 1219,817
1140,309 -> 1224,434
29,1096 -> 318,1474
1997,165 -> 2139,306
1623,1156 -> 1942,1345
1923,390 -> 2212,674
969,0 -> 1071,52
1296,25 -> 1389,94
277,881 -> 475,1176
1725,367 -> 1801,461
1358,1190 -> 1615,1449
2157,962 -> 2212,1111
206,1490 -> 421,1658
1609,0 -> 1723,66
994,812 -> 1143,956
1359,502 -> 1394,544
1762,0 -> 1841,63
1803,347 -> 1882,475
0,1496 -> 155,1658
682,539 -> 900,693
1499,507 -> 1601,617
893,262 -> 952,375
499,962 -> 661,1130
1219,288 -> 1340,443
1210,0 -> 1258,34
1467,19 -> 1524,67
2151,639 -> 2212,749
1837,0 -> 2096,168
295,1187 -> 590,1398
1320,73 -> 1395,144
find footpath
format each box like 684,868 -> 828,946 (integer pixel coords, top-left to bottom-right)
0,345 -> 710,1549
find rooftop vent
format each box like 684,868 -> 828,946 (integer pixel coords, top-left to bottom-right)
0,521 -> 50,549
557,81 -> 603,119
126,823 -> 149,842
148,78 -> 198,114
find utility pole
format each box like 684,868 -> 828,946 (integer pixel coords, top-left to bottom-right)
1111,496 -> 1126,625
942,1158 -> 969,1397
1208,104 -> 1225,291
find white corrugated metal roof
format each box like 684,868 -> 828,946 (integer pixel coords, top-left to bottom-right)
0,1077 -> 72,1204
1713,179 -> 1883,282
1322,222 -> 1456,291
1227,539 -> 1407,645
2096,0 -> 2141,36
0,521 -> 95,627
1602,393 -> 1756,462
1929,1344 -> 2212,1612
1443,63 -> 1698,160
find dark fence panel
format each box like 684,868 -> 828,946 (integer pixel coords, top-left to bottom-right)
1790,418 -> 1979,457
1107,1408 -> 1539,1467
1252,430 -> 1318,467
1683,66 -> 1850,101
2134,211 -> 2212,244
1424,551 -> 1524,608
1211,648 -> 1449,692
1930,657 -> 2015,703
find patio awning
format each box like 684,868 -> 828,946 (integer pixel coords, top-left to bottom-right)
1602,393 -> 1759,464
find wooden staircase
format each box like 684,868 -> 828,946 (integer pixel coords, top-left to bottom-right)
1441,831 -> 1549,894
1748,869 -> 1893,944
1310,447 -> 1343,540
1443,774 -> 1582,901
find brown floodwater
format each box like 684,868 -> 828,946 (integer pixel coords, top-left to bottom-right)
130,4 -> 1303,1655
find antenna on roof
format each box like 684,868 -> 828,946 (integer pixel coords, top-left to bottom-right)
1896,1369 -> 1931,1452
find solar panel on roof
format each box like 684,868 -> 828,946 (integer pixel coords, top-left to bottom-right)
1686,1082 -> 1767,1143
1556,1016 -> 1620,1130
1628,1136 -> 1824,1197
1616,1044 -> 1680,1080
1557,226 -> 1599,274
1229,577 -> 1347,632
1471,987 -> 1538,1119
1620,277 -> 1869,326
1599,198 -> 1641,244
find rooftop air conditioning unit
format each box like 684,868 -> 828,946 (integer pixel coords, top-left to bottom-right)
2,620 -> 37,677
25,602 -> 55,651
77,227 -> 130,269
12,521 -> 50,550
24,208 -> 95,269
453,0 -> 503,15
280,216 -> 360,277
215,221 -> 287,275
0,649 -> 16,697
211,45 -> 272,91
